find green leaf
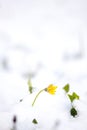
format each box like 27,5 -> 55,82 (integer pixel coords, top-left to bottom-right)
68,94 -> 74,102
63,84 -> 70,93
73,92 -> 79,100
32,119 -> 38,124
70,107 -> 77,117
68,92 -> 79,102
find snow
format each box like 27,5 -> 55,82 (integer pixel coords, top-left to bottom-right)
0,0 -> 87,130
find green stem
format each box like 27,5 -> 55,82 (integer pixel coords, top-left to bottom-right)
32,89 -> 45,106
28,78 -> 33,94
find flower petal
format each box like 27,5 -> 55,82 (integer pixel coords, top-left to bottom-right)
45,84 -> 57,95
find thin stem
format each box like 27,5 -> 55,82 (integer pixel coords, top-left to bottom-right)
32,89 -> 45,106
28,78 -> 33,94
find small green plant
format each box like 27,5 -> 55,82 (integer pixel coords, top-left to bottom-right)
19,78 -> 33,102
28,78 -> 33,94
63,84 -> 79,117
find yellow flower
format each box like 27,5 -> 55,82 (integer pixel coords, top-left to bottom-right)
32,84 -> 57,106
45,84 -> 57,95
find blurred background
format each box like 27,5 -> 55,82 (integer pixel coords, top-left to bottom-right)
0,0 -> 87,73
0,0 -> 87,129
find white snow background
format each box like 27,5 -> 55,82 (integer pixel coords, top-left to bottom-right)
0,0 -> 87,130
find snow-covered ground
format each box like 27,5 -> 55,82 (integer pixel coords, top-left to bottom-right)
0,0 -> 87,130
